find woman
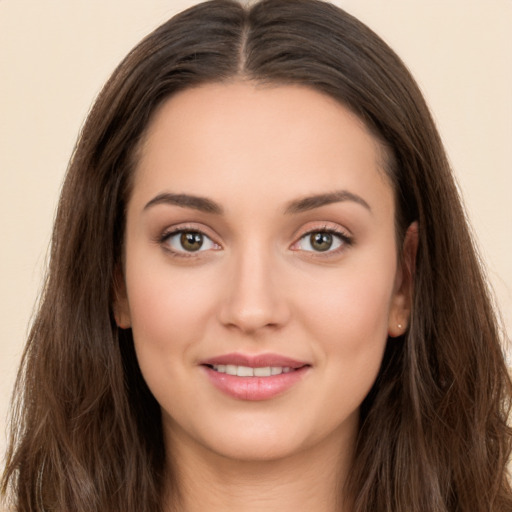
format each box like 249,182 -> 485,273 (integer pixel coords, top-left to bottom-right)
2,0 -> 511,510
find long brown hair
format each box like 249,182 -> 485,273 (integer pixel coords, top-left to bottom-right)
2,1 -> 511,510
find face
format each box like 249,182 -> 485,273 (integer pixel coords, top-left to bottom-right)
116,82 -> 414,464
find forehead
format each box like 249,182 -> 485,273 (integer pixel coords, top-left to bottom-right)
132,82 -> 394,217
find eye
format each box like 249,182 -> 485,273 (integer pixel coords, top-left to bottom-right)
294,230 -> 350,253
163,230 -> 218,253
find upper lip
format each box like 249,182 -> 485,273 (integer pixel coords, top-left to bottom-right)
201,352 -> 310,369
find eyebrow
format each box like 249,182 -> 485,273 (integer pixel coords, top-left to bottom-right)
143,193 -> 223,214
143,190 -> 371,216
284,190 -> 372,214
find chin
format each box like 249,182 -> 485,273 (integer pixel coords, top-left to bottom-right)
205,433 -> 308,463
164,407 -> 358,466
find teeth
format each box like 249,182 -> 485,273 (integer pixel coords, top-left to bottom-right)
254,367 -> 271,377
226,365 -> 237,376
237,366 -> 254,377
212,365 -> 293,377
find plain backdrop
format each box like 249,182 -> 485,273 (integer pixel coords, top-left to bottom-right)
1,0 -> 511,461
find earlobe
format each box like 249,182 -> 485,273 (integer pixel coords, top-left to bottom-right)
388,222 -> 418,338
113,267 -> 132,329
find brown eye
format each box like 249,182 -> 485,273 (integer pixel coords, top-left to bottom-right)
163,230 -> 217,254
310,232 -> 333,252
180,231 -> 204,251
293,229 -> 348,254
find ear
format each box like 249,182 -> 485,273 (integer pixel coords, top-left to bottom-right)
112,266 -> 132,329
388,222 -> 418,337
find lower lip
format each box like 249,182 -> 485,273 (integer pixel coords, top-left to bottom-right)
202,366 -> 309,401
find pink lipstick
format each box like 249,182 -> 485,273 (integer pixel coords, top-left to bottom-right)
201,353 -> 310,401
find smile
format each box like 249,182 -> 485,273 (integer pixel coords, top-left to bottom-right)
209,365 -> 295,377
201,353 -> 310,401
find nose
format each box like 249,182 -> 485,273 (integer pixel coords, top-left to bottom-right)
218,245 -> 291,334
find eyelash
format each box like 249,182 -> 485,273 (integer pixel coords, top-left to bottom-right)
292,227 -> 353,256
157,225 -> 353,258
158,225 -> 220,258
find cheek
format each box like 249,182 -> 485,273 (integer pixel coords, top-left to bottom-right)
296,254 -> 397,402
125,263 -> 220,409
306,269 -> 394,410
124,259 -> 219,354
300,265 -> 395,347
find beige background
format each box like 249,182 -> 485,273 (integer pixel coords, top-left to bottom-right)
1,0 -> 511,462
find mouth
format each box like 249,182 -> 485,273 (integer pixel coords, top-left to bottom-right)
200,353 -> 310,400
205,364 -> 302,377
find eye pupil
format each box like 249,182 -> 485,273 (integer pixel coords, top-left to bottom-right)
310,232 -> 333,251
180,231 -> 203,251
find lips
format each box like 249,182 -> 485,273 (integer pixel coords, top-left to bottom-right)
200,353 -> 310,401
209,364 -> 295,377
202,352 -> 308,368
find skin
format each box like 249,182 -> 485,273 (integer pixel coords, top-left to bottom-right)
116,82 -> 416,511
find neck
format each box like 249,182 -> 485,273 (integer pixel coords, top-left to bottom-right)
163,426 -> 354,512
